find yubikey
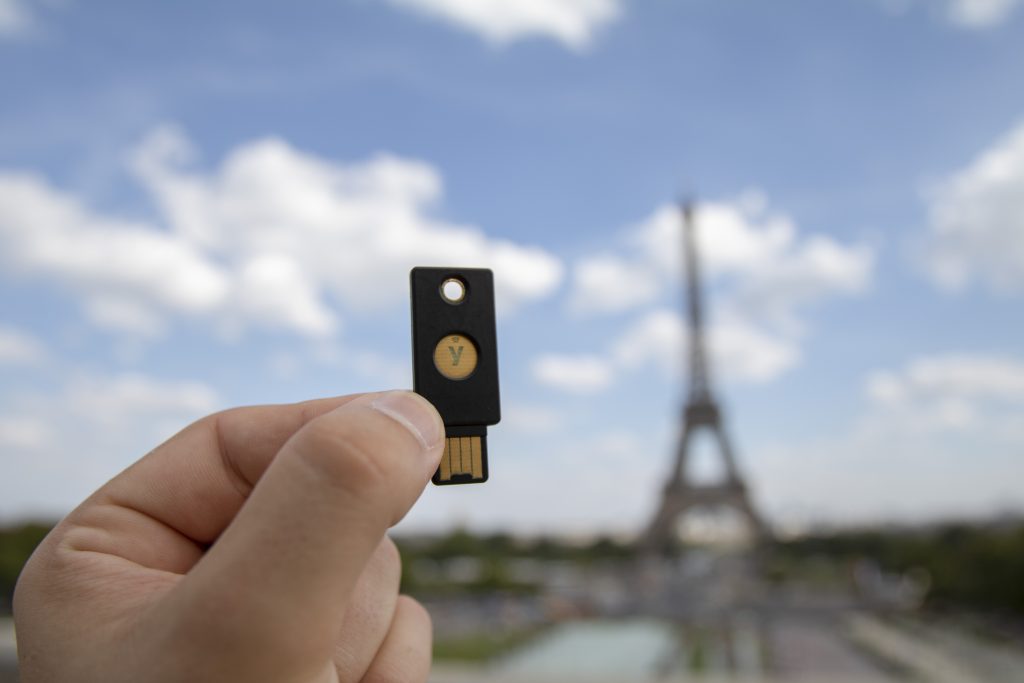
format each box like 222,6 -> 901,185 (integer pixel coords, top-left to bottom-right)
410,267 -> 500,485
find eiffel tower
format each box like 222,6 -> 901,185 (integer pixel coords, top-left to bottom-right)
642,200 -> 769,554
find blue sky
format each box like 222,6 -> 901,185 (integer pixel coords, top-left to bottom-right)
1,0 -> 1023,534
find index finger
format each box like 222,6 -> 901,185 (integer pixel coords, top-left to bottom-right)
65,394 -> 362,572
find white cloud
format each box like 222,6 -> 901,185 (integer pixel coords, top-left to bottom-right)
865,353 -> 1024,431
946,0 -> 1022,27
0,125 -> 563,340
880,0 -> 1023,29
611,309 -> 798,384
0,171 -> 232,335
0,416 -> 46,450
630,199 -> 797,279
754,352 -> 1024,526
924,120 -> 1024,293
610,308 -> 684,372
570,196 -> 873,323
734,234 -> 874,328
0,0 -> 31,36
62,373 -> 219,424
309,345 -> 411,389
0,326 -> 45,365
82,297 -> 169,338
234,254 -> 338,338
706,316 -> 801,382
555,195 -> 871,393
877,356 -> 1024,434
569,255 -> 661,315
0,372 -> 220,519
868,354 -> 1024,403
531,353 -> 614,393
532,308 -> 796,396
131,125 -> 563,318
383,0 -> 622,50
501,403 -> 568,435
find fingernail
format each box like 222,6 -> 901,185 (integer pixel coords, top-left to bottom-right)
371,391 -> 444,452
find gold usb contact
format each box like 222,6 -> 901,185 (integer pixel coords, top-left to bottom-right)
437,436 -> 484,482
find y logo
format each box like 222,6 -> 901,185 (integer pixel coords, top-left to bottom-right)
448,345 -> 464,366
433,334 -> 477,380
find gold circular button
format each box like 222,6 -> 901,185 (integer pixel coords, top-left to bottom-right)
433,333 -> 478,380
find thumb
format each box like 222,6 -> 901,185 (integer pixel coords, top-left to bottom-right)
164,390 -> 443,675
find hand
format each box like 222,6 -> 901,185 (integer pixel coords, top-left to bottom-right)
13,391 -> 445,683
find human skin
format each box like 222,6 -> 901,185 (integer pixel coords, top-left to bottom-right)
13,390 -> 444,683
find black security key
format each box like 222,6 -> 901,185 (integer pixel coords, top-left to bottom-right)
410,267 -> 501,485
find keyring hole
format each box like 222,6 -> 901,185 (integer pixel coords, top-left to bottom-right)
440,278 -> 466,304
